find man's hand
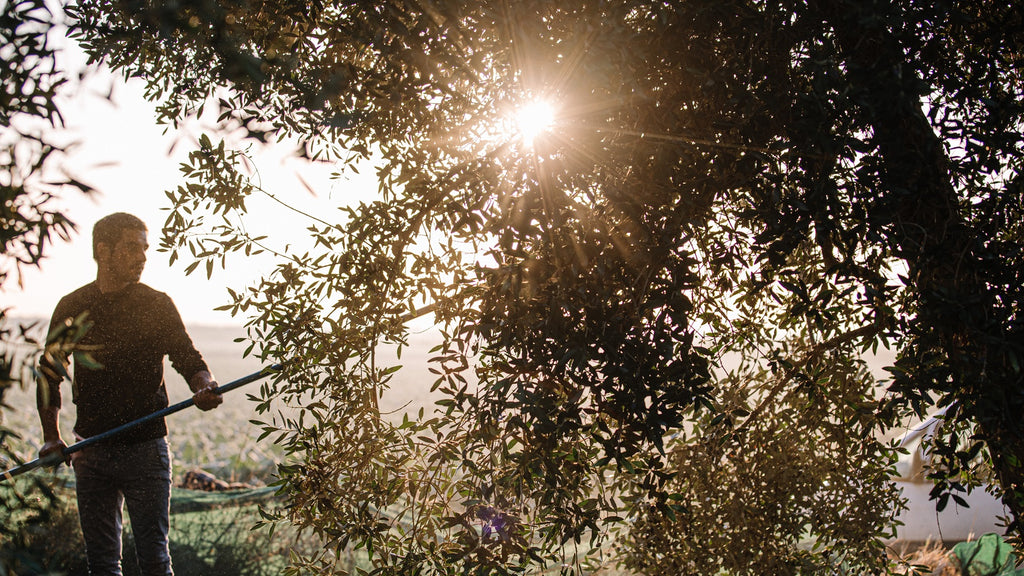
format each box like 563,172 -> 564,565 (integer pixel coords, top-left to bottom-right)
39,439 -> 69,466
190,371 -> 223,411
193,385 -> 223,411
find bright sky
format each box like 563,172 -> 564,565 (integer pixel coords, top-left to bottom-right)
4,33 -> 376,326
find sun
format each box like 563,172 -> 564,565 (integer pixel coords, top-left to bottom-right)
514,99 -> 556,147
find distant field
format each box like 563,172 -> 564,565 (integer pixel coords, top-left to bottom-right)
2,321 -> 446,483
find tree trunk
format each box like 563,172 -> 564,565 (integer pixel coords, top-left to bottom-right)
823,0 -> 1024,538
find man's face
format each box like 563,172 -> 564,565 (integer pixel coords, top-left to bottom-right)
99,229 -> 148,285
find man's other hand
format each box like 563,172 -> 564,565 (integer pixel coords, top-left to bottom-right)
39,439 -> 69,466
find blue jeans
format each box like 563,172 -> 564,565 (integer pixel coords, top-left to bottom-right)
72,437 -> 173,576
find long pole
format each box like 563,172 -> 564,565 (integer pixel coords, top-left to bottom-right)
0,364 -> 283,483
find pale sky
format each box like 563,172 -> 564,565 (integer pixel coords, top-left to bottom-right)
4,32 -> 377,325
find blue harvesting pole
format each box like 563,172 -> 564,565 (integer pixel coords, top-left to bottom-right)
0,364 -> 283,483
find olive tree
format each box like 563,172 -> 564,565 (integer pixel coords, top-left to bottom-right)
65,0 -> 1024,574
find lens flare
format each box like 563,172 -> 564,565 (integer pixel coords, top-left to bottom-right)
515,100 -> 556,146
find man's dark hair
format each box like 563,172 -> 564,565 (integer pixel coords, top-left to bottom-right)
92,213 -> 147,259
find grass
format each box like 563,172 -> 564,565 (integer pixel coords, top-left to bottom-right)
888,542 -> 959,576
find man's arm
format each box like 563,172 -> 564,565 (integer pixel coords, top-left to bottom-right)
160,294 -> 222,411
37,405 -> 68,461
37,300 -> 77,463
189,370 -> 223,411
37,361 -> 68,463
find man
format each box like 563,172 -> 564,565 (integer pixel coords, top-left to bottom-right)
37,212 -> 223,576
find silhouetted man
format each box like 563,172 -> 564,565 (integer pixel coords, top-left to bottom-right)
38,212 -> 223,576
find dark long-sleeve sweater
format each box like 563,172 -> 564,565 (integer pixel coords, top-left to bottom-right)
39,281 -> 209,444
